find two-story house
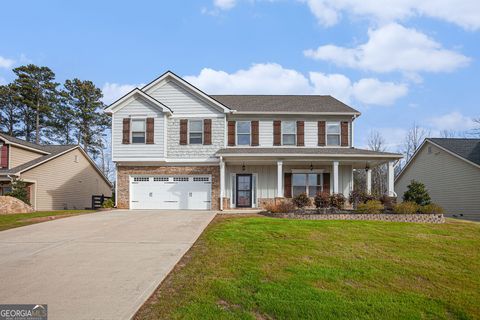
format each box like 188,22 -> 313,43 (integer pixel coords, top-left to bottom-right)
106,71 -> 402,210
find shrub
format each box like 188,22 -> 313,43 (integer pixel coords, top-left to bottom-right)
393,201 -> 419,214
314,192 -> 330,208
102,198 -> 114,208
6,179 -> 30,205
349,190 -> 378,208
263,200 -> 296,213
418,203 -> 444,214
403,180 -> 431,206
292,193 -> 312,208
379,195 -> 397,210
357,200 -> 384,214
330,193 -> 346,209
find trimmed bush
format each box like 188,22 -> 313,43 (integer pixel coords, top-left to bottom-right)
419,203 -> 444,214
357,200 -> 384,214
263,200 -> 296,213
292,193 -> 312,208
393,201 -> 419,214
349,190 -> 378,208
6,179 -> 30,205
403,180 -> 431,206
330,193 -> 346,209
102,198 -> 114,208
314,192 -> 330,208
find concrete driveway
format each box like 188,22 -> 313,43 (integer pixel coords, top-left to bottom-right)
0,210 -> 216,320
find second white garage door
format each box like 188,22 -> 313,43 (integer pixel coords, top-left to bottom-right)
130,175 -> 212,210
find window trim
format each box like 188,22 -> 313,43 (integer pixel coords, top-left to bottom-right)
131,118 -> 146,144
188,119 -> 204,145
236,121 -> 251,146
326,121 -> 341,146
281,120 -> 296,146
291,172 -> 324,197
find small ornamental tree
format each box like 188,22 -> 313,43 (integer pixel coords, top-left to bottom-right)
403,180 -> 431,206
292,193 -> 311,208
6,179 -> 30,205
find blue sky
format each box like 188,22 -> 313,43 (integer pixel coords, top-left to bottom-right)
1,0 -> 479,149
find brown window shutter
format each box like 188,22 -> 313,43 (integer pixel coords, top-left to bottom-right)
146,118 -> 154,144
323,173 -> 330,194
341,121 -> 349,146
0,145 -> 8,168
284,172 -> 292,198
297,121 -> 304,146
122,118 -> 130,144
273,120 -> 281,146
251,121 -> 259,146
179,119 -> 188,145
318,121 -> 326,146
204,119 -> 212,145
228,121 -> 236,146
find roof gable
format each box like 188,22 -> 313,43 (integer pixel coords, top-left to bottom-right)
142,71 -> 231,113
104,88 -> 172,115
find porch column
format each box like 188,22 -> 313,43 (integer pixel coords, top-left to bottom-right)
366,168 -> 372,195
332,161 -> 339,194
387,161 -> 395,196
277,160 -> 283,197
219,157 -> 225,211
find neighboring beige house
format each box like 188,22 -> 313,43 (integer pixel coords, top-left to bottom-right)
105,71 -> 402,211
0,133 -> 112,210
395,138 -> 480,217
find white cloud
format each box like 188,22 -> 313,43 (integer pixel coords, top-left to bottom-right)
0,56 -> 15,69
304,23 -> 470,74
185,63 -> 407,106
428,112 -> 477,131
214,0 -> 236,10
101,82 -> 144,104
302,0 -> 480,30
0,77 -> 6,85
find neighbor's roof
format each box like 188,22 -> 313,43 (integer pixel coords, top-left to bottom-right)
428,138 -> 480,166
211,95 -> 360,114
0,133 -> 49,154
216,147 -> 402,158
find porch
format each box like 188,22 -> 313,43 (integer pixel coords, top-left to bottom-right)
217,148 -> 402,210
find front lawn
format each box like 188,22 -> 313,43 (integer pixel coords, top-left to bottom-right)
136,215 -> 480,320
0,210 -> 96,231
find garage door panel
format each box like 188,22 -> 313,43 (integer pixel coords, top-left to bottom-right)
130,176 -> 211,210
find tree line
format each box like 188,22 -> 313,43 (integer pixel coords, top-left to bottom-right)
0,64 -> 108,159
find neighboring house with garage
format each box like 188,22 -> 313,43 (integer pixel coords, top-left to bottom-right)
0,133 -> 112,210
106,71 -> 402,211
395,138 -> 480,217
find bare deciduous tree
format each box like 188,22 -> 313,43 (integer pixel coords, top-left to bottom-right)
367,130 -> 387,195
440,130 -> 457,138
401,122 -> 430,163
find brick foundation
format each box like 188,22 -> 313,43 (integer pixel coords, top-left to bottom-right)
117,165 -> 220,210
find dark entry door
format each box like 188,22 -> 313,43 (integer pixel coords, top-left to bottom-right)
236,174 -> 252,208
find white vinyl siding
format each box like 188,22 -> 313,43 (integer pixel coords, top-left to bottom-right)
147,81 -> 220,115
395,142 -> 480,215
9,146 -> 44,168
112,96 -> 164,161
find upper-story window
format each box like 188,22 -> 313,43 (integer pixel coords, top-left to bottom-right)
237,121 -> 251,145
326,122 -> 341,146
282,121 -> 296,145
131,119 -> 146,144
189,120 -> 203,144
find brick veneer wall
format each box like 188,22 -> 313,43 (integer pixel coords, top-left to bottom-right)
117,165 -> 220,210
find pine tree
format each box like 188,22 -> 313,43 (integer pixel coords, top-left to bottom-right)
45,91 -> 76,144
11,64 -> 59,143
0,84 -> 21,136
403,180 -> 431,206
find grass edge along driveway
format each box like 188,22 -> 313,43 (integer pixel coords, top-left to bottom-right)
135,215 -> 480,320
0,210 -> 96,231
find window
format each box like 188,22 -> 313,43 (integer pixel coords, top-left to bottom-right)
292,173 -> 323,197
131,119 -> 146,144
237,121 -> 251,145
134,177 -> 150,182
282,121 -> 296,145
189,120 -> 203,144
326,122 -> 340,146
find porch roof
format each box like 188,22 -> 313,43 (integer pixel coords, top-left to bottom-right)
216,147 -> 402,159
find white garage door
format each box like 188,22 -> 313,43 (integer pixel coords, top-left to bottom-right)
130,175 -> 212,210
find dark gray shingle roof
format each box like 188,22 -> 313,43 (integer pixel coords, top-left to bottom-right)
216,147 -> 402,157
0,133 -> 49,153
211,95 -> 360,114
429,138 -> 480,165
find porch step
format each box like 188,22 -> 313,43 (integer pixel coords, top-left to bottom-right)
218,209 -> 264,214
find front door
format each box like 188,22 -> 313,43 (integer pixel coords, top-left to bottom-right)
236,174 -> 252,208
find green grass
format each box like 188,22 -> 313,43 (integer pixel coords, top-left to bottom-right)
136,216 -> 480,320
0,210 -> 95,231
